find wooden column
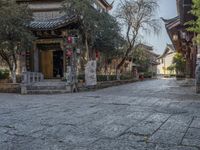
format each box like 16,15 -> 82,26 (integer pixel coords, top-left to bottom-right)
33,42 -> 39,72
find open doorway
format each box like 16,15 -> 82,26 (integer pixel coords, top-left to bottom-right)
53,50 -> 63,78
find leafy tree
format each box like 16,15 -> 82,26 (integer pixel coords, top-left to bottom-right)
116,0 -> 160,74
132,47 -> 149,72
0,0 -> 34,83
173,53 -> 186,75
187,0 -> 200,43
93,13 -> 124,55
62,0 -> 104,61
167,65 -> 175,75
94,12 -> 125,75
62,0 -> 125,77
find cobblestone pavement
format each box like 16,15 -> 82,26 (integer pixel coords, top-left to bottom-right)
0,78 -> 200,150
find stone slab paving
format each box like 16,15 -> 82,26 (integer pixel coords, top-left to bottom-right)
0,78 -> 200,150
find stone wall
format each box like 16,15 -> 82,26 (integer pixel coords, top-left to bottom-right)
79,79 -> 140,91
0,82 -> 20,93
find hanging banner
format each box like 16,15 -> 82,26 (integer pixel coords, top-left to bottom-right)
85,60 -> 97,86
65,66 -> 72,84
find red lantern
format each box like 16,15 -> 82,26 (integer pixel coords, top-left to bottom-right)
66,49 -> 73,57
96,51 -> 100,59
67,36 -> 73,44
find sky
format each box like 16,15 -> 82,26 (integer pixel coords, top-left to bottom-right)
110,0 -> 177,55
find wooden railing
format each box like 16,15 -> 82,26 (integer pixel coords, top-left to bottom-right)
22,72 -> 44,84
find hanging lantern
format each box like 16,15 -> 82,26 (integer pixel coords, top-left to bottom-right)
96,51 -> 100,59
66,49 -> 73,57
173,34 -> 178,41
67,36 -> 73,44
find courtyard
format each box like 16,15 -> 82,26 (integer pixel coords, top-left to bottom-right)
0,78 -> 200,150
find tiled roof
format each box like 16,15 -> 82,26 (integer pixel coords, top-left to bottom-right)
158,44 -> 176,58
162,16 -> 180,30
28,15 -> 78,31
167,44 -> 175,52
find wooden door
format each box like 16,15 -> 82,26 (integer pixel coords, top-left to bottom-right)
41,51 -> 53,79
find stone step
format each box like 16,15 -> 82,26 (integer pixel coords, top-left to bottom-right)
21,80 -> 72,94
32,82 -> 66,86
27,85 -> 66,90
27,89 -> 71,94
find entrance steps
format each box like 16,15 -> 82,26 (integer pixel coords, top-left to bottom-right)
21,80 -> 71,94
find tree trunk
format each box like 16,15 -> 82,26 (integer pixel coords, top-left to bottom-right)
85,33 -> 89,62
117,47 -> 132,70
116,47 -> 132,80
11,70 -> 16,83
116,69 -> 121,80
11,62 -> 16,83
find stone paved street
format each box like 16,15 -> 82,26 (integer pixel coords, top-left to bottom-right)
0,78 -> 200,150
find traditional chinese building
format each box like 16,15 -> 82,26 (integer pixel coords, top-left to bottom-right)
157,44 -> 176,76
16,0 -> 112,79
136,44 -> 159,76
162,0 -> 197,78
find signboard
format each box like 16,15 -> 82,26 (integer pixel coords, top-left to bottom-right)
65,66 -> 72,84
85,60 -> 97,86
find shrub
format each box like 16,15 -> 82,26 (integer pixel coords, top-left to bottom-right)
97,75 -> 117,82
78,74 -> 133,82
78,74 -> 85,82
0,69 -> 10,79
173,53 -> 186,75
143,72 -> 152,78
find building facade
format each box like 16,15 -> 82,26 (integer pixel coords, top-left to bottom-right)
157,44 -> 176,76
162,0 -> 196,78
136,44 -> 159,76
16,0 -> 112,79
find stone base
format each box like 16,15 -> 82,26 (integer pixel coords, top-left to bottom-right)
196,85 -> 200,94
21,81 -> 72,94
21,85 -> 27,95
0,83 -> 20,93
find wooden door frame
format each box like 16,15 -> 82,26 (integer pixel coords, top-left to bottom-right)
34,39 -> 65,79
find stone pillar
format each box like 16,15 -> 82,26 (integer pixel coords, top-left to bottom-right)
196,45 -> 200,93
21,85 -> 27,95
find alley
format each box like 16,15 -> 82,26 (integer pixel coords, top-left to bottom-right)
0,79 -> 200,150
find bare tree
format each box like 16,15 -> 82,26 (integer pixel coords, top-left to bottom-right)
116,0 -> 161,79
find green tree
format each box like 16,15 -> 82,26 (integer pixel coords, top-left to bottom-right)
167,65 -> 175,75
94,12 -> 125,75
0,0 -> 34,83
62,0 -> 104,61
93,13 -> 124,57
62,0 -> 124,77
187,0 -> 200,43
132,48 -> 149,72
173,53 -> 186,75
